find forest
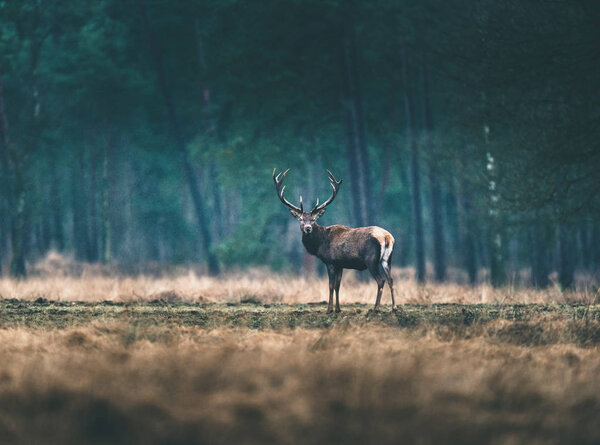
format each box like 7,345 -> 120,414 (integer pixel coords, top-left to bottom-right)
2,2 -> 600,443
0,0 -> 598,287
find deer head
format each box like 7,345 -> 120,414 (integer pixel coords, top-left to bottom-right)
273,168 -> 342,234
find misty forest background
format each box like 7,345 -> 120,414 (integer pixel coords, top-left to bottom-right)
0,0 -> 598,288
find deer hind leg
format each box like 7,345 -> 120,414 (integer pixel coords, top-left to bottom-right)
326,264 -> 335,313
379,262 -> 396,311
368,262 -> 386,312
380,240 -> 396,311
334,268 -> 343,312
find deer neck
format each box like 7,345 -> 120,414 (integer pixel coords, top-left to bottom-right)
301,224 -> 325,256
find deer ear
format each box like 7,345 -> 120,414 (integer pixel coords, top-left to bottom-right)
312,208 -> 326,219
289,208 -> 302,219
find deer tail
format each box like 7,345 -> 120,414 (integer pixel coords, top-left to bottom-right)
380,234 -> 394,264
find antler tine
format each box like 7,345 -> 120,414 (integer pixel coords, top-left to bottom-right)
273,168 -> 302,212
273,168 -> 290,184
327,169 -> 341,185
311,170 -> 343,214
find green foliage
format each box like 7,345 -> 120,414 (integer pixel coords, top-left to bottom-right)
0,0 -> 597,278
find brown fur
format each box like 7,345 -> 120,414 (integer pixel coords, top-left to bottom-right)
300,222 -> 396,312
302,225 -> 393,269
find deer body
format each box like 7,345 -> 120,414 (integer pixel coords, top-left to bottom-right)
273,169 -> 396,312
302,225 -> 393,270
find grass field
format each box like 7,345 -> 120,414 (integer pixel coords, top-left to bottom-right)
0,267 -> 599,444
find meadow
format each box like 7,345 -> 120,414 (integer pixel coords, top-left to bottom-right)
0,258 -> 599,444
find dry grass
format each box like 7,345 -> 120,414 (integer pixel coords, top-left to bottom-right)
0,253 -> 599,443
1,252 -> 597,305
0,323 -> 599,444
0,271 -> 592,304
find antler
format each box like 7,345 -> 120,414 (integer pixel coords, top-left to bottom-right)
273,168 -> 302,213
311,170 -> 342,214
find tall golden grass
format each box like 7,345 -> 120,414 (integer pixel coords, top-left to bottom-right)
1,251 -> 596,305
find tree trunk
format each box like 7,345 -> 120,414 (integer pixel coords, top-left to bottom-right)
579,218 -> 592,271
456,177 -> 477,284
529,219 -> 551,288
402,46 -> 425,283
102,136 -> 112,263
421,61 -> 446,282
0,77 -> 10,274
88,146 -> 99,262
592,221 -> 600,271
40,177 -> 52,254
72,148 -> 90,261
208,160 -> 223,240
50,163 -> 64,250
0,195 -> 4,273
10,164 -> 26,277
396,163 -> 411,267
374,102 -> 395,222
0,77 -> 26,277
194,20 -> 224,242
445,189 -> 462,270
486,147 -> 506,287
558,222 -> 575,289
409,132 -> 426,284
138,0 -> 219,275
340,24 -> 372,227
428,164 -> 446,282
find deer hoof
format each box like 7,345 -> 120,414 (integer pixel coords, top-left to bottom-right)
335,308 -> 341,313
392,307 -> 397,313
326,308 -> 333,314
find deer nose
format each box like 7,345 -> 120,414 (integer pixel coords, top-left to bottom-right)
304,226 -> 312,233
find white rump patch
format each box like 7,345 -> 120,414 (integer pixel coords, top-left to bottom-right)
379,239 -> 393,263
370,227 -> 394,267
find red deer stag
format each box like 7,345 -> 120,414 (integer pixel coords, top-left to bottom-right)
273,168 -> 396,313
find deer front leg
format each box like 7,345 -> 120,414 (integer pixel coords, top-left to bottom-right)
334,267 -> 343,312
326,264 -> 335,313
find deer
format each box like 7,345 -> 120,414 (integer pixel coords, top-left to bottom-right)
273,168 -> 396,313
